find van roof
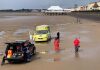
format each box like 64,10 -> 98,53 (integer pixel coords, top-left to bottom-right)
37,25 -> 49,27
36,25 -> 50,30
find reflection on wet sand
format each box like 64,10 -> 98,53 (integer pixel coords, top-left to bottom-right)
13,29 -> 30,35
75,52 -> 80,58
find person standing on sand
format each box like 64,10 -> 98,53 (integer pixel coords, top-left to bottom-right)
73,38 -> 80,53
57,32 -> 60,40
29,31 -> 34,40
29,31 -> 34,44
54,37 -> 60,52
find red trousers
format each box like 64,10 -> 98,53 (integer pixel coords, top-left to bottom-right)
54,44 -> 59,51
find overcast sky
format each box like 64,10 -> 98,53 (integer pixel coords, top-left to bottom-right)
0,0 -> 98,9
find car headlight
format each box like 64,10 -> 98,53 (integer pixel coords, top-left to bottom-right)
18,54 -> 21,56
22,54 -> 24,56
13,53 -> 17,56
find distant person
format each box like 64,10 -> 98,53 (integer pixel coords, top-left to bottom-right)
77,17 -> 81,24
57,32 -> 60,39
54,37 -> 60,52
29,34 -> 33,40
30,35 -> 34,41
73,38 -> 80,53
29,39 -> 34,45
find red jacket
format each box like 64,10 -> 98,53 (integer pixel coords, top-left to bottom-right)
54,39 -> 59,47
54,39 -> 60,51
74,38 -> 80,47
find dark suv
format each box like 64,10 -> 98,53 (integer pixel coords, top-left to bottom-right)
1,40 -> 36,65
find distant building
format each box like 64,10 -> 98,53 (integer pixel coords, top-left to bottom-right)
64,8 -> 74,12
73,1 -> 100,11
45,6 -> 64,13
44,6 -> 68,15
47,6 -> 63,11
45,6 -> 73,12
87,2 -> 100,10
76,6 -> 86,11
32,9 -> 41,12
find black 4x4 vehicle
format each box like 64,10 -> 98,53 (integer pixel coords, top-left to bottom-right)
1,40 -> 36,65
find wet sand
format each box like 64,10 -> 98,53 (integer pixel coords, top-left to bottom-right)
0,14 -> 100,70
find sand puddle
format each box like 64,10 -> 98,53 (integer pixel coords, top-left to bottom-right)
0,51 -> 3,56
13,28 -> 30,35
79,30 -> 90,34
43,46 -> 100,62
0,31 -> 5,36
45,57 -> 61,62
57,24 -> 67,26
0,31 -> 5,38
56,46 -> 100,61
56,24 -> 68,31
79,46 -> 100,59
43,48 -> 75,62
80,36 -> 91,42
67,33 -> 91,43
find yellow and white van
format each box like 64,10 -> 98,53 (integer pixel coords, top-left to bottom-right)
33,25 -> 51,41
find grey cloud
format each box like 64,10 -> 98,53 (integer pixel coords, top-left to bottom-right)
0,0 -> 98,9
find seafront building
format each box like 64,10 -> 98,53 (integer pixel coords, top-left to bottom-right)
44,6 -> 73,15
43,1 -> 100,15
87,2 -> 100,10
75,1 -> 100,11
75,6 -> 87,11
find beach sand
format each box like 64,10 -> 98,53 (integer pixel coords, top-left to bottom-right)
0,13 -> 100,70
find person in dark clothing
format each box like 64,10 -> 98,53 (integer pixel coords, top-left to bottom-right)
22,46 -> 29,61
57,32 -> 60,39
23,41 -> 31,62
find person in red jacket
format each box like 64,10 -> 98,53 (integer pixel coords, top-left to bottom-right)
54,37 -> 60,52
73,38 -> 80,53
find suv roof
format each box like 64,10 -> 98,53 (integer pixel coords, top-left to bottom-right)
5,40 -> 30,48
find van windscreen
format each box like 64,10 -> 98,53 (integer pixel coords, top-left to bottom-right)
36,30 -> 48,34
